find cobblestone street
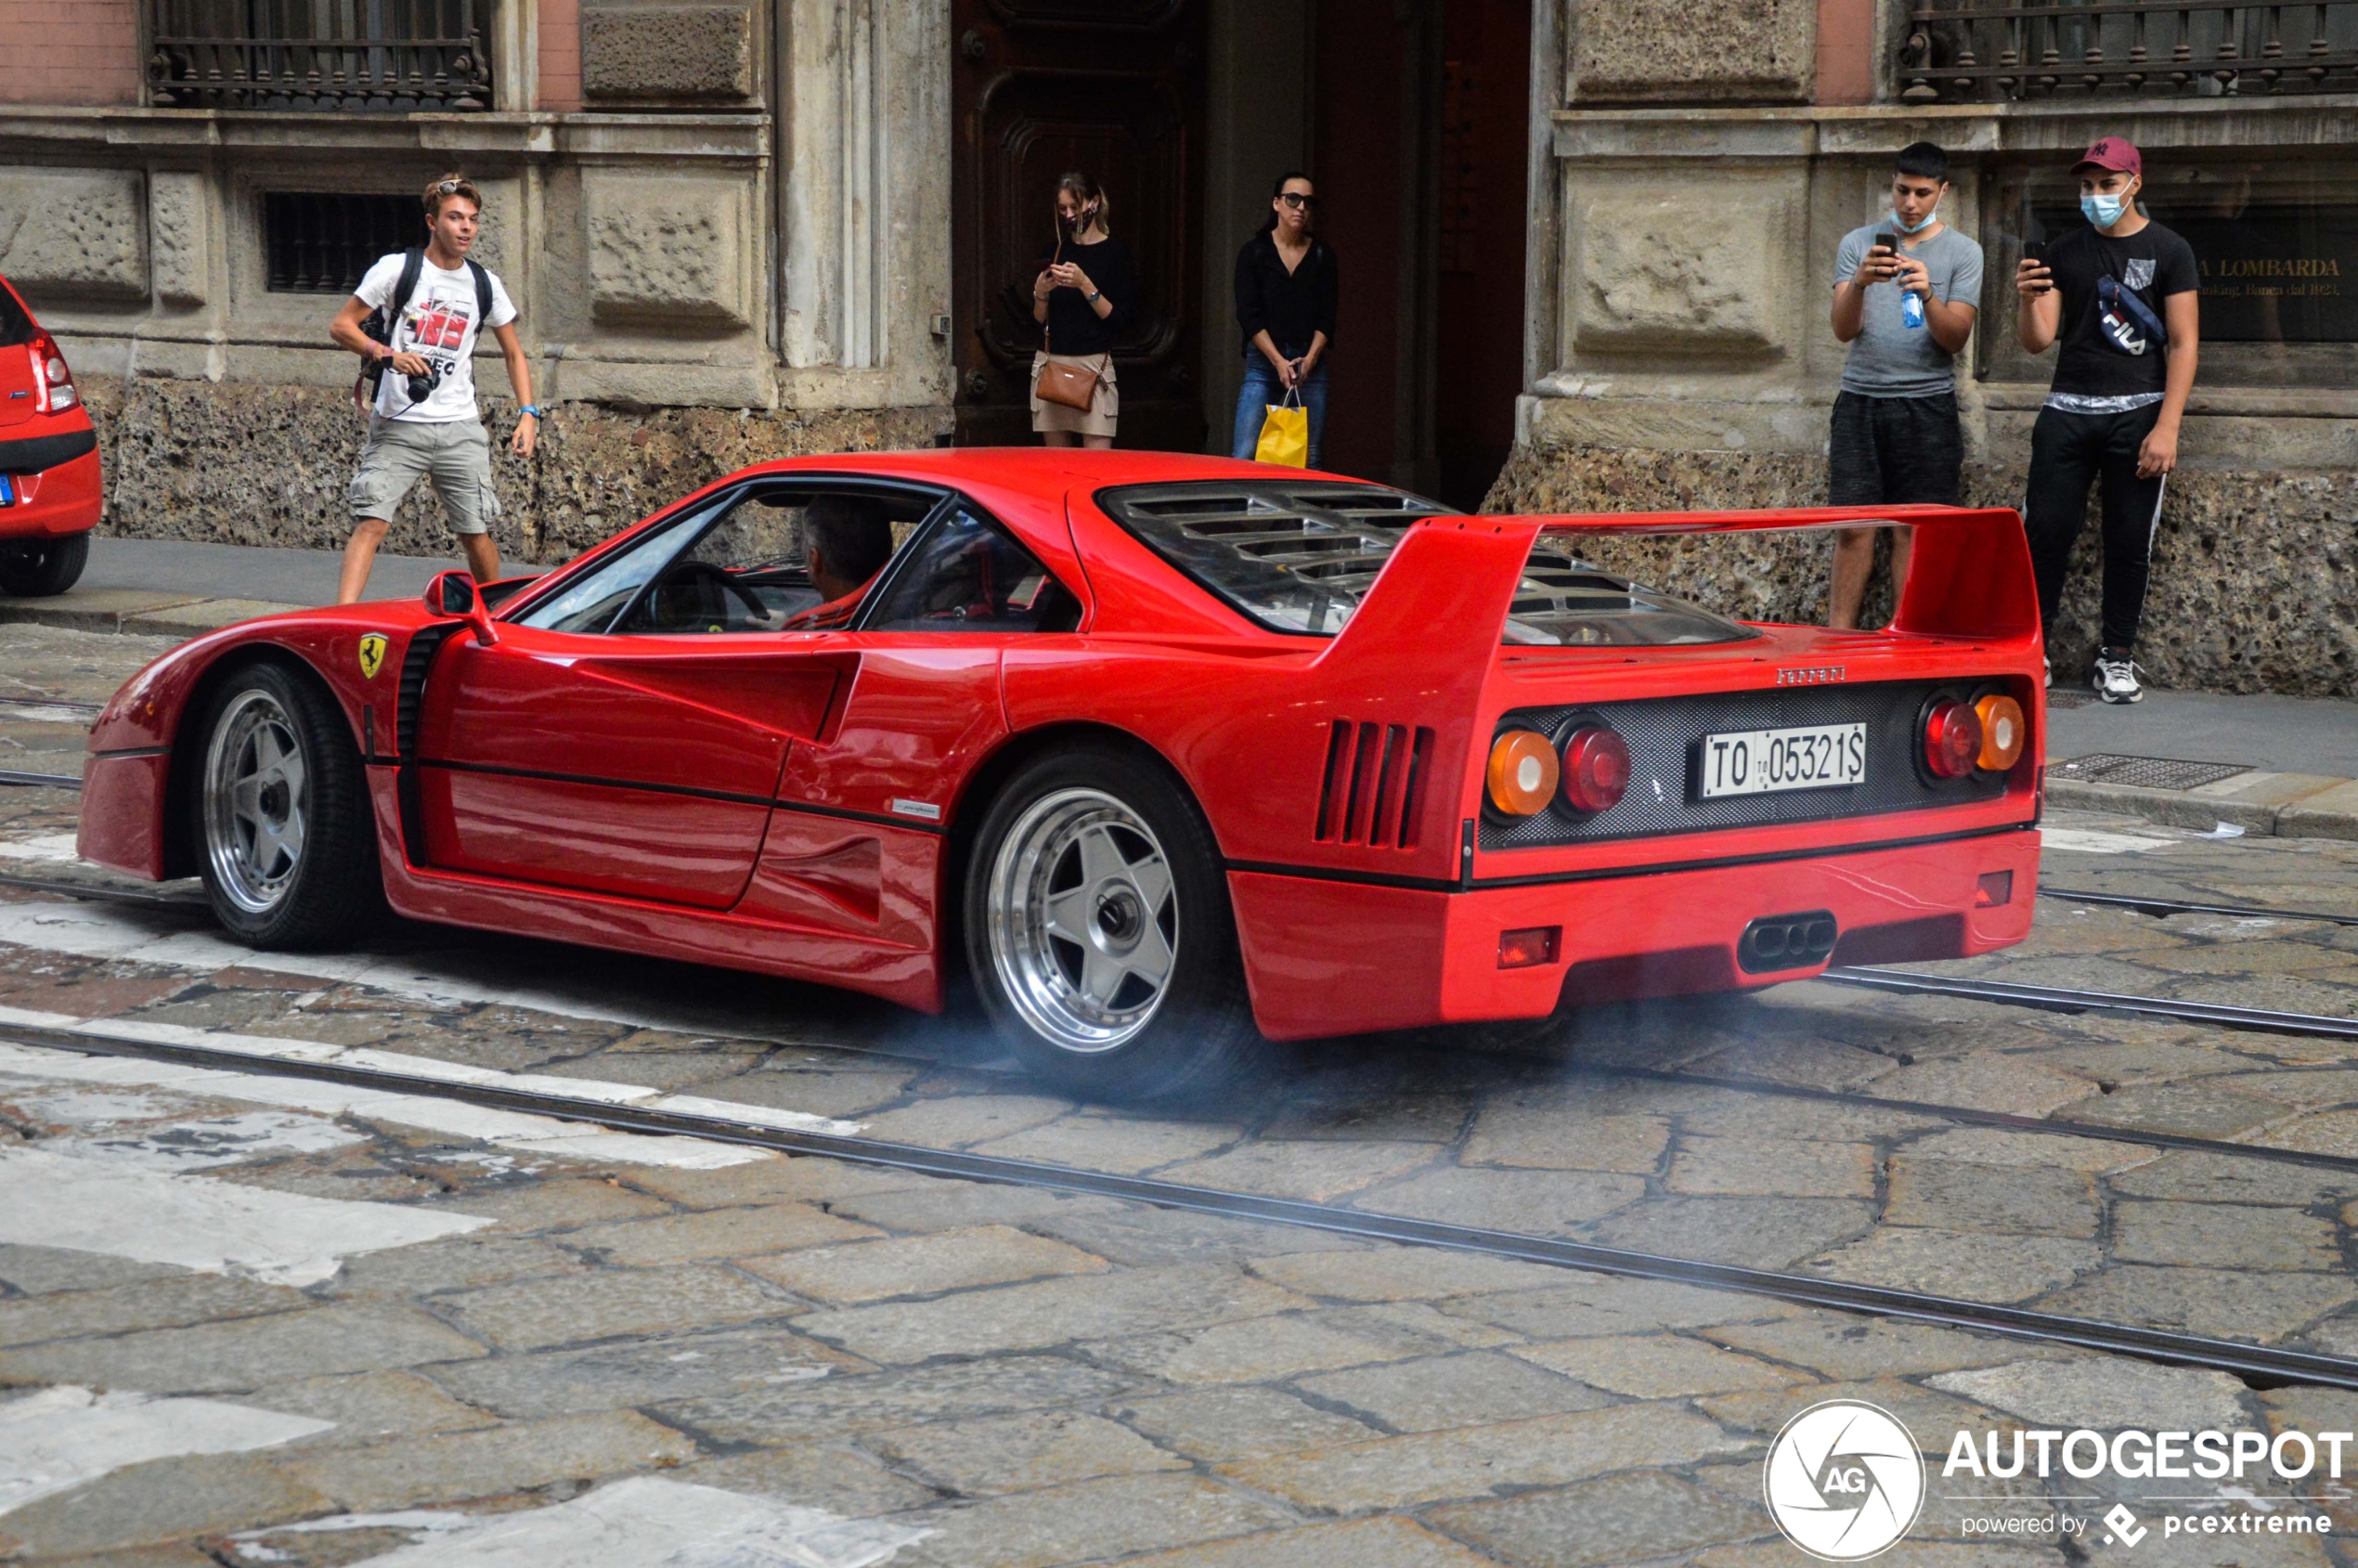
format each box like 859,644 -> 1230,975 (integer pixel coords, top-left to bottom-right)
6,624 -> 2358,1565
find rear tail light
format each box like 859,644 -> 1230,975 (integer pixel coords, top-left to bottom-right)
1974,693 -> 2026,771
30,335 -> 77,413
1923,698 -> 1981,779
1976,870 -> 2014,908
1559,726 -> 1631,813
1486,730 -> 1558,816
1498,926 -> 1560,969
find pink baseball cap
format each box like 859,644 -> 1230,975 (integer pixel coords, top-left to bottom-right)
2074,137 -> 2142,177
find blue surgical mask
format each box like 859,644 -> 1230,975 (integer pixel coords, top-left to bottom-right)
1894,205 -> 1937,235
2082,192 -> 2130,228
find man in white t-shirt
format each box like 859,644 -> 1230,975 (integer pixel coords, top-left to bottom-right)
328,174 -> 538,603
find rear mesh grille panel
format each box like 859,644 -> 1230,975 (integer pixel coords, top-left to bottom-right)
1482,679 -> 2007,851
1315,721 -> 1434,849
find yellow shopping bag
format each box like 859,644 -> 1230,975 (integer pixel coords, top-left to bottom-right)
1254,388 -> 1308,467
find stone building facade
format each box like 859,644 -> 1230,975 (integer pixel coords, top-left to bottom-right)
0,0 -> 955,566
1500,0 -> 2358,696
1,0 -> 2352,694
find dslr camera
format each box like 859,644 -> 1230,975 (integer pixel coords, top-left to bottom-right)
404,358 -> 443,405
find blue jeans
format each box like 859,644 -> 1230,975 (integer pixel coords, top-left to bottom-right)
1232,358 -> 1328,469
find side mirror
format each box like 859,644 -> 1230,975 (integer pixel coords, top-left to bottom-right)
423,570 -> 499,646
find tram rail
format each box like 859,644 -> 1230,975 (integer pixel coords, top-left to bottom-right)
5,1014 -> 2357,1393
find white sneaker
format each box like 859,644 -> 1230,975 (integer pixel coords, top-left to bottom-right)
2043,658 -> 2052,690
2092,652 -> 2144,704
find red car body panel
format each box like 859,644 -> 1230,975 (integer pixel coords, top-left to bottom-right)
0,273 -> 102,543
79,448 -> 2045,1038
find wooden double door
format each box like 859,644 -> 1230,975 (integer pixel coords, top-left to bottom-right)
950,0 -> 1207,452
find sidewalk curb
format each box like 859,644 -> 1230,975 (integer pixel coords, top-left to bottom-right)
2046,777 -> 2358,842
0,595 -> 303,638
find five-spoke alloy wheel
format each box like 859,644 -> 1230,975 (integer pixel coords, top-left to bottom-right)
966,745 -> 1261,1101
203,689 -> 310,916
192,662 -> 379,948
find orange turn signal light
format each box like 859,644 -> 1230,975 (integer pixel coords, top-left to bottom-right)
1487,730 -> 1560,816
1975,693 -> 2027,771
1498,926 -> 1561,969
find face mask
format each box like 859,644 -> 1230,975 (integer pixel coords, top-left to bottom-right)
1894,204 -> 1937,235
2082,192 -> 2130,228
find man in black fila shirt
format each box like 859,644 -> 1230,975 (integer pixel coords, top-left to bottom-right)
2015,136 -> 2200,704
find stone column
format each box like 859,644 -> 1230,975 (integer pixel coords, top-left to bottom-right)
776,0 -> 952,410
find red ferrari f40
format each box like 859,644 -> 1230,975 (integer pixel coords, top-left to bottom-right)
79,450 -> 2041,1098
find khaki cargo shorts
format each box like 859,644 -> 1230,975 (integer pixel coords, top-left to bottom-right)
350,415 -> 501,536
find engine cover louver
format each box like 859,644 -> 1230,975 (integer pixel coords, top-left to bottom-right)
1315,720 -> 1433,849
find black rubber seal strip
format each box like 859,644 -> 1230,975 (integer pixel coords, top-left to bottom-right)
7,1017 -> 2357,1392
1228,822 -> 2034,894
0,426 -> 97,474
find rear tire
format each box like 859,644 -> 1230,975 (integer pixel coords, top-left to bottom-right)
965,745 -> 1264,1103
191,662 -> 381,949
0,532 -> 90,597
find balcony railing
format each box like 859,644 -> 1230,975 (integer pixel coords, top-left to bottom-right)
1899,1 -> 2358,100
147,0 -> 493,110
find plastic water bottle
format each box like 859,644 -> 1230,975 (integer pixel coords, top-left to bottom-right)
1901,291 -> 1926,330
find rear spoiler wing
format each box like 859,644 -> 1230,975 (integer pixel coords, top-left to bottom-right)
1318,503 -> 2038,675
1287,506 -> 2038,875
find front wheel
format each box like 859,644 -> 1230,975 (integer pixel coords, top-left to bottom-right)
965,745 -> 1263,1102
193,662 -> 381,949
0,532 -> 90,597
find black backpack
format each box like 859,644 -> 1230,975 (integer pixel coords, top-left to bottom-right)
355,248 -> 495,408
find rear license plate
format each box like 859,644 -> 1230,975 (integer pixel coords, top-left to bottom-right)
1700,722 -> 1867,798
0,473 -> 13,506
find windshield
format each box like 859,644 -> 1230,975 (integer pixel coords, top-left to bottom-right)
1096,481 -> 1756,646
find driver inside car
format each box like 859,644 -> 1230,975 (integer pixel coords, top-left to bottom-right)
784,494 -> 896,630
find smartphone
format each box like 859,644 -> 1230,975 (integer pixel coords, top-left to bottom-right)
1872,232 -> 1898,276
2022,239 -> 2051,292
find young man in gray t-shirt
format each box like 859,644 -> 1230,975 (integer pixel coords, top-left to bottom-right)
1826,141 -> 1984,628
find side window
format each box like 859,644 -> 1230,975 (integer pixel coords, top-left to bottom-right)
514,484 -> 937,636
862,506 -> 1082,633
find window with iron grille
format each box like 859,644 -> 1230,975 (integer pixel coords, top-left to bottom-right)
264,193 -> 420,295
147,0 -> 494,111
1898,1 -> 2358,102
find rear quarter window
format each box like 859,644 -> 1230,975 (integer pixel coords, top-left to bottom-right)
0,285 -> 32,349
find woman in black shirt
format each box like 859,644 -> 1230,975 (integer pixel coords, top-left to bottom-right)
1030,171 -> 1137,448
1231,172 -> 1338,466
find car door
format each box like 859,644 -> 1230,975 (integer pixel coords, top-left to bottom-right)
408,478 -> 934,910
746,500 -> 1086,944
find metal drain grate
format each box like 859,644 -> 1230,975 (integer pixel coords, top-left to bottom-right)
2046,754 -> 2254,792
2044,690 -> 2097,710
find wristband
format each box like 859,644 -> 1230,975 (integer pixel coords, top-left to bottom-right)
518,405 -> 541,417
1084,290 -> 1102,304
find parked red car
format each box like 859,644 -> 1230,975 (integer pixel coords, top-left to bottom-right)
0,273 -> 99,597
77,450 -> 2042,1098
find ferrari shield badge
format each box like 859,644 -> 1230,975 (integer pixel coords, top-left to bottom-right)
356,633 -> 389,680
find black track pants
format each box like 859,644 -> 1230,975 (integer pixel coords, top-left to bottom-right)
2022,402 -> 2167,652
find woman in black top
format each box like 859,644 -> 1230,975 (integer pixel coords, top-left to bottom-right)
1231,172 -> 1338,466
1030,171 -> 1137,448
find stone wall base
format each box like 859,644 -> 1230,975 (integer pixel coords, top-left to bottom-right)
1483,443 -> 2358,700
80,381 -> 956,566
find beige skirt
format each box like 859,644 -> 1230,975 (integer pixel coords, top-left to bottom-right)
1029,351 -> 1120,437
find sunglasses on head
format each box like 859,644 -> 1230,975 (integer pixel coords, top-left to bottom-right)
1279,192 -> 1317,209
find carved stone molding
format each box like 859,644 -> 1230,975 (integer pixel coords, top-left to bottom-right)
586,171 -> 751,328
1564,174 -> 1803,361
581,3 -> 758,104
0,169 -> 149,303
149,170 -> 209,308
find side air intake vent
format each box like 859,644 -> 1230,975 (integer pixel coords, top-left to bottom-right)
1315,720 -> 1434,849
